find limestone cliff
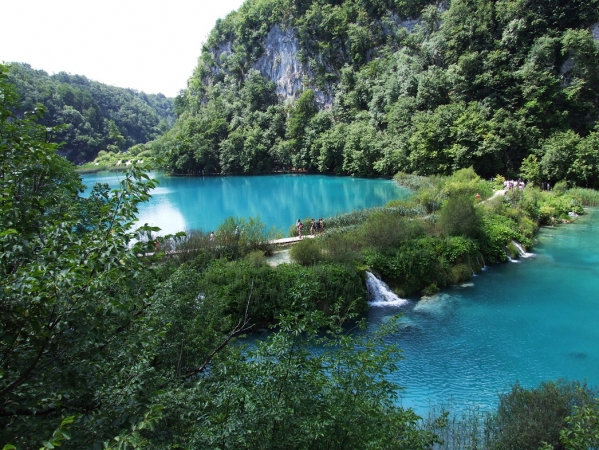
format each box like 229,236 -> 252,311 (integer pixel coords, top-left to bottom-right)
254,25 -> 332,107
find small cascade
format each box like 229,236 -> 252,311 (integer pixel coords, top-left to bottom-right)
477,253 -> 487,270
467,260 -> 475,275
512,240 -> 534,258
365,272 -> 409,307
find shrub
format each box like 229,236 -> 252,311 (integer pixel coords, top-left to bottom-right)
244,250 -> 267,267
552,180 -> 569,195
321,232 -> 362,264
443,167 -> 493,199
438,194 -> 483,239
438,236 -> 479,264
518,216 -> 537,239
198,260 -> 367,324
365,238 -> 446,295
520,187 -> 542,221
539,204 -> 557,225
358,212 -> 425,253
393,171 -> 434,190
217,216 -> 276,259
448,263 -> 473,284
290,238 -> 324,266
480,214 -> 520,263
324,208 -> 378,230
488,380 -> 597,450
415,186 -> 445,214
421,283 -> 439,296
494,174 -> 506,188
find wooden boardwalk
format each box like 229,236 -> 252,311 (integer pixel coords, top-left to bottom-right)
269,234 -> 316,245
141,234 -> 316,257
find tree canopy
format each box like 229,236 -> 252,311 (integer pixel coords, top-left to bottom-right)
6,63 -> 175,163
155,0 -> 599,188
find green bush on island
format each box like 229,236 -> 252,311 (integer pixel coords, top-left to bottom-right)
289,165 -> 590,296
168,258 -> 367,327
289,236 -> 324,265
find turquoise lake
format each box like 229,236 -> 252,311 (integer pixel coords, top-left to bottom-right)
370,208 -> 599,415
81,172 -> 409,235
82,172 -> 599,415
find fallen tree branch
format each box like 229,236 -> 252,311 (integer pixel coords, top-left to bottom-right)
184,281 -> 255,378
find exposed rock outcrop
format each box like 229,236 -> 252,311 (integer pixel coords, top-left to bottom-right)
199,8 -> 443,109
255,26 -> 307,102
255,25 -> 333,107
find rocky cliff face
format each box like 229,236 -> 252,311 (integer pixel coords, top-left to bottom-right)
560,22 -> 599,76
203,9 -> 436,108
205,25 -> 334,107
254,26 -> 306,101
254,25 -> 332,107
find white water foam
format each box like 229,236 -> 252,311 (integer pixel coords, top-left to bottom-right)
413,293 -> 454,315
365,272 -> 409,307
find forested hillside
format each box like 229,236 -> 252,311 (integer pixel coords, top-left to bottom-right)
7,63 -> 175,163
157,0 -> 599,187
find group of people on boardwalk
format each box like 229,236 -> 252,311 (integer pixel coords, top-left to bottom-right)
296,218 -> 325,239
504,179 -> 526,190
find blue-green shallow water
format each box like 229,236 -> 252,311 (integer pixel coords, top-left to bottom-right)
81,172 -> 409,235
368,208 -> 599,415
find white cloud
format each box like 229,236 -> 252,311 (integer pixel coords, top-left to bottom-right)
1,0 -> 246,97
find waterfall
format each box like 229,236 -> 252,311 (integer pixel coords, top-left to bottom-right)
365,272 -> 409,307
512,240 -> 534,258
477,253 -> 487,270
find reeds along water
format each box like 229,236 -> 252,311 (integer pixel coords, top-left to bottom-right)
365,271 -> 408,307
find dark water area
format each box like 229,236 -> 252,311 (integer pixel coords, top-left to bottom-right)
368,209 -> 599,415
81,172 -> 409,235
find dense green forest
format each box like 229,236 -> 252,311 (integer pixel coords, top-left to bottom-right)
156,0 -> 599,187
6,62 -> 175,163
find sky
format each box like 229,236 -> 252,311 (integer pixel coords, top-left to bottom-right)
1,0 -> 247,97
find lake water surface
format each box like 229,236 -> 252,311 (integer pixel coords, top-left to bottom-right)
82,172 -> 409,235
370,208 -> 599,415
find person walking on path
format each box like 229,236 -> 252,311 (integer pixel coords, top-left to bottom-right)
310,218 -> 316,236
298,221 -> 304,239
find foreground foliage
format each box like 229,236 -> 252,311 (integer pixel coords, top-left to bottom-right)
1,63 -> 442,449
426,380 -> 599,450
